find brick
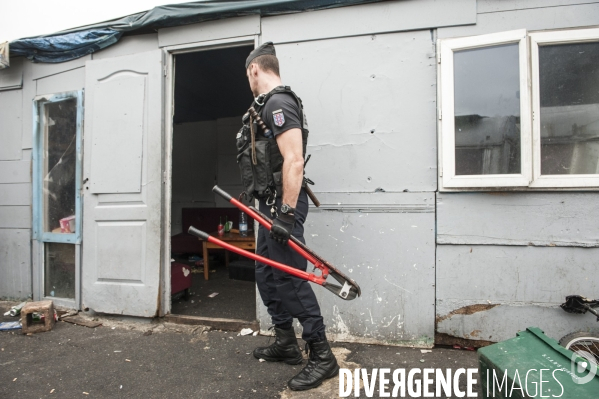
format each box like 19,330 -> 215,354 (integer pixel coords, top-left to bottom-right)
20,300 -> 55,334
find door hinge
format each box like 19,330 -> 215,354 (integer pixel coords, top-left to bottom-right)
438,108 -> 442,120
163,66 -> 167,77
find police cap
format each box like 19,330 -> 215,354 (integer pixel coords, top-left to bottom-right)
245,42 -> 276,69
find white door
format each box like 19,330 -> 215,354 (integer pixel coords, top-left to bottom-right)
82,50 -> 164,317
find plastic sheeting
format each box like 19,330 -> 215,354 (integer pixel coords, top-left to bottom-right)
10,0 -> 382,63
10,29 -> 122,64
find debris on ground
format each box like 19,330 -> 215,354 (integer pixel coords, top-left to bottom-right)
61,315 -> 102,328
420,349 -> 432,353
239,328 -> 253,336
4,302 -> 27,316
21,300 -> 55,334
208,292 -> 219,298
0,321 -> 22,331
453,344 -> 476,351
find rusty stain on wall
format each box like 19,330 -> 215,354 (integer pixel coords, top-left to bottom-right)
436,303 -> 499,324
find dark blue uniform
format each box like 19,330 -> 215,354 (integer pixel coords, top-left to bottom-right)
254,92 -> 325,342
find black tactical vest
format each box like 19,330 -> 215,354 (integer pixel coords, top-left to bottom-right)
236,86 -> 309,199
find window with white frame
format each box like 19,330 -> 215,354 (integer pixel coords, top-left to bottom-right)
439,28 -> 599,190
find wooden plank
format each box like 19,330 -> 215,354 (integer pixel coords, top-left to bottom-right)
262,0 -> 475,44
0,57 -> 23,90
436,245 -> 599,342
274,31 -> 438,192
477,0 -> 599,14
36,67 -> 85,95
93,34 -> 158,60
0,206 -> 30,228
0,89 -> 23,161
261,205 -> 437,345
0,183 -> 30,205
437,192 -> 599,246
0,229 -> 31,300
21,59 -> 35,150
159,15 -> 260,48
437,245 -> 599,303
0,160 -> 30,183
438,3 -> 599,38
164,314 -> 259,332
61,315 -> 102,328
31,55 -> 90,81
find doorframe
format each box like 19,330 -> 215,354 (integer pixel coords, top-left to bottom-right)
161,35 -> 259,315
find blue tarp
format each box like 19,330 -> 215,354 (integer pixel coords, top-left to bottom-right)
10,0 -> 383,63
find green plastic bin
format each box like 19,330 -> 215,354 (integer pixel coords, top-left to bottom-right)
478,327 -> 599,398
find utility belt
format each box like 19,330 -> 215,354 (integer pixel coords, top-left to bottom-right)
235,87 -> 319,206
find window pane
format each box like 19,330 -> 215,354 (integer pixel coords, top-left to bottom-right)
41,98 -> 78,233
539,42 -> 599,175
45,242 -> 75,299
454,43 -> 521,175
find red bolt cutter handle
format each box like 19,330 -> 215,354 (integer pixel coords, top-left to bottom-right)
195,186 -> 361,300
188,226 -> 326,286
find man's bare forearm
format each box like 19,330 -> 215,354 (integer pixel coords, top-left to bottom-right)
282,157 -> 304,209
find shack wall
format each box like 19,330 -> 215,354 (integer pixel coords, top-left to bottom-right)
435,1 -> 599,343
0,58 -> 31,299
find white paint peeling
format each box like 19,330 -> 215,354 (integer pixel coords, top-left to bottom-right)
383,315 -> 397,327
397,314 -> 404,329
368,308 -> 375,325
332,305 -> 351,340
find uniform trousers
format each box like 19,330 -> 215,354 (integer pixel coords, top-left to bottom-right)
255,188 -> 325,342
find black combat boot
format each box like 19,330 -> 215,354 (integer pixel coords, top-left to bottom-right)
253,326 -> 304,365
287,337 -> 340,391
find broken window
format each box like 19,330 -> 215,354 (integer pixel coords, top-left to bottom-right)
42,98 -> 78,234
33,91 -> 83,302
44,243 -> 76,299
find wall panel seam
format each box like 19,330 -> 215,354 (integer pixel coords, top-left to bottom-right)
478,2 -> 599,15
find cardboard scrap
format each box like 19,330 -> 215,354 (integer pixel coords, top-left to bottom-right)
61,316 -> 102,328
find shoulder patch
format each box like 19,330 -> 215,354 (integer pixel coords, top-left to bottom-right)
272,110 -> 285,127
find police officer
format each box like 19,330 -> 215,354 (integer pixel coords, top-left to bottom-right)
243,42 -> 339,391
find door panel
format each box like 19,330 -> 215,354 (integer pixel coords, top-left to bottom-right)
90,74 -> 145,194
82,50 -> 163,317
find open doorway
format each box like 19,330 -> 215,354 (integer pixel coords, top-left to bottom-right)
169,44 -> 256,321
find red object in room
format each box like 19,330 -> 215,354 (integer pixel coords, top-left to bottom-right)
171,262 -> 191,299
170,208 -> 253,254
